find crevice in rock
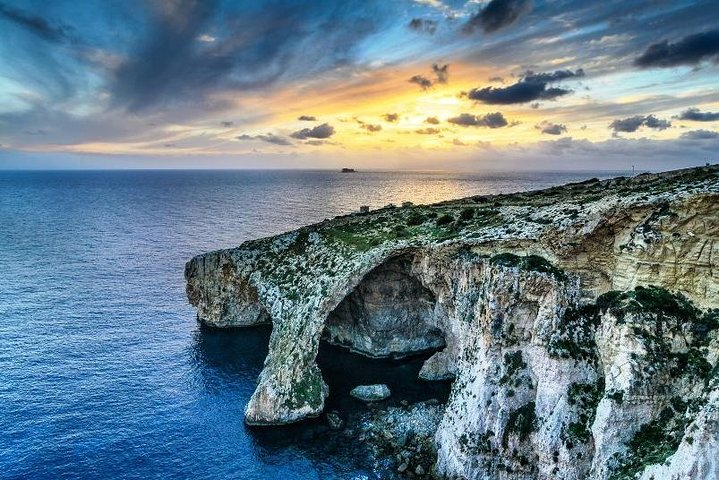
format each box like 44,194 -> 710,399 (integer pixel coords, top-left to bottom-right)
322,253 -> 446,359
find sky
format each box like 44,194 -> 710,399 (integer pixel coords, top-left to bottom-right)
0,0 -> 718,170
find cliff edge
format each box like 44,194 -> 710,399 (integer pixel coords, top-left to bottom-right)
185,165 -> 719,479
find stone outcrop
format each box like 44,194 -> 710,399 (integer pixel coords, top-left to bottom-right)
185,165 -> 719,478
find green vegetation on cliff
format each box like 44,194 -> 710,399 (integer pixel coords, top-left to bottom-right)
490,253 -> 568,281
609,398 -> 696,480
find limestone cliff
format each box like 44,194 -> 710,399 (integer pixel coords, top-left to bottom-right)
185,165 -> 719,479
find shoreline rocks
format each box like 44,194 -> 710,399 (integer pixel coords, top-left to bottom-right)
359,400 -> 444,479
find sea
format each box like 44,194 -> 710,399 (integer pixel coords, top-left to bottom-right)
0,169 -> 623,479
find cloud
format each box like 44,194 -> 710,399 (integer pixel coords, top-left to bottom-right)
536,121 -> 567,135
680,129 -> 719,140
408,18 -> 437,34
409,64 -> 450,90
409,75 -> 433,90
465,0 -> 532,34
415,127 -> 440,134
220,121 -> 234,127
237,133 -> 293,146
425,116 -> 440,124
383,113 -> 399,123
634,29 -> 719,68
24,129 -> 46,136
643,115 -> 672,130
677,107 -> 719,122
109,0 -> 393,112
360,123 -> 382,132
448,112 -> 508,128
354,117 -> 382,132
432,63 -> 449,84
290,123 -> 335,139
0,3 -> 71,42
466,69 -> 583,104
609,115 -> 671,133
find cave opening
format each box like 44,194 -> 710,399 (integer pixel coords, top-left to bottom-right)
317,253 -> 451,412
322,253 -> 445,359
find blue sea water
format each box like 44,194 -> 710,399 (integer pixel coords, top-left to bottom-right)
0,169 -> 622,479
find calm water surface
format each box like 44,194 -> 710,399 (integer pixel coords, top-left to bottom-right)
0,170 -> 622,479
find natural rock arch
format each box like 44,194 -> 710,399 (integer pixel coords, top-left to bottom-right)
322,252 -> 446,359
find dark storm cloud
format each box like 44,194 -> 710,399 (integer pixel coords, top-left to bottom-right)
408,18 -> 437,35
536,121 -> 567,135
0,2 -> 70,42
298,115 -> 317,121
110,0 -> 393,112
680,129 -> 719,140
448,112 -> 508,128
415,127 -> 440,135
425,116 -> 440,125
677,108 -> 719,122
465,0 -> 532,34
409,75 -> 433,90
453,1 -> 719,82
466,69 -> 583,105
635,29 -> 719,68
237,133 -> 293,145
609,115 -> 671,133
290,123 -> 335,139
383,113 -> 399,123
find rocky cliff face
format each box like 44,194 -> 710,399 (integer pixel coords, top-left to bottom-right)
185,165 -> 719,479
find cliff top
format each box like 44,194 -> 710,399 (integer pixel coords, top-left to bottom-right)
194,165 -> 718,299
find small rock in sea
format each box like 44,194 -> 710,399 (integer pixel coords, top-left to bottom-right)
350,384 -> 391,402
326,411 -> 344,430
400,400 -> 409,407
398,463 -> 408,473
415,465 -> 425,475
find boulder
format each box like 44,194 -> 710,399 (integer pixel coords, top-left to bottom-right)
350,384 -> 391,402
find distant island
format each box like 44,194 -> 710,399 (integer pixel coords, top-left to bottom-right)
186,165 -> 719,480
341,168 -> 356,173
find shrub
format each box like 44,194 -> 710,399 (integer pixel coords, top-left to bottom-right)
436,214 -> 454,226
459,207 -> 475,221
503,402 -> 537,447
406,212 -> 425,226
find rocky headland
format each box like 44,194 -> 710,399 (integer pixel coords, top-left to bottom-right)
186,165 -> 719,479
